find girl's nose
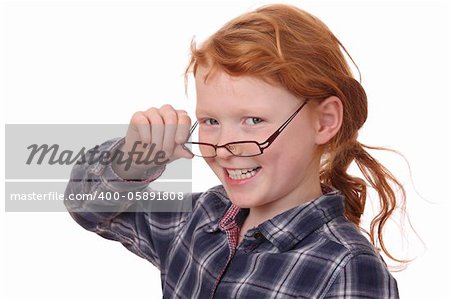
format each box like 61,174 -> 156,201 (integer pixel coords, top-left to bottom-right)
216,144 -> 234,159
215,130 -> 236,158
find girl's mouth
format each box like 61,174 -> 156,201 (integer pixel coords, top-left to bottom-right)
225,167 -> 262,181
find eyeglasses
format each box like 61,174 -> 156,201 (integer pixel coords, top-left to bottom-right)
183,100 -> 308,158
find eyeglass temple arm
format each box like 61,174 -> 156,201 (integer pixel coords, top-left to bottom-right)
184,120 -> 199,143
259,100 -> 309,149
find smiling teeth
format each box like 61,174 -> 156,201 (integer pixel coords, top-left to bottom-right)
227,167 -> 260,180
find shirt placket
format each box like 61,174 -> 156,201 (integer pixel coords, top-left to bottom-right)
209,205 -> 241,299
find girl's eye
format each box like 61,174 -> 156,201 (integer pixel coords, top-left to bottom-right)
245,117 -> 263,125
204,118 -> 219,125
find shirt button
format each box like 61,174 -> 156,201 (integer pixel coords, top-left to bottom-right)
253,231 -> 263,239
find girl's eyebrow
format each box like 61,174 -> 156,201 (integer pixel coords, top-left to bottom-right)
194,108 -> 212,115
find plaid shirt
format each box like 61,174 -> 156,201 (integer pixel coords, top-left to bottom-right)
65,138 -> 399,299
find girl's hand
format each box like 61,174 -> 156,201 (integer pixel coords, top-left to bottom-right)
113,104 -> 193,179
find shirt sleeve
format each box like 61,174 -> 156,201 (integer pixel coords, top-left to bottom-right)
64,137 -> 199,270
322,253 -> 399,299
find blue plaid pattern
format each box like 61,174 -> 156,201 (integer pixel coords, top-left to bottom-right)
65,138 -> 399,298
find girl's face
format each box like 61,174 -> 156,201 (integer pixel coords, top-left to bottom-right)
195,69 -> 323,212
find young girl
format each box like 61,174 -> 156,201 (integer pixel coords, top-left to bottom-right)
65,4 -> 403,298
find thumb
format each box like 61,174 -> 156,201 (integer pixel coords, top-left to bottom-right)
172,144 -> 194,160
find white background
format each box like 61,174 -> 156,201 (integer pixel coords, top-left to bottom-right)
1,0 -> 449,298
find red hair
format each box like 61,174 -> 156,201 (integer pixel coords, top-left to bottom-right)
185,4 -> 407,264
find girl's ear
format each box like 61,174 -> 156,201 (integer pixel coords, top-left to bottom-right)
314,96 -> 343,145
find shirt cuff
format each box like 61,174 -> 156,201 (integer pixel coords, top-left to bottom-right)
99,137 -> 167,191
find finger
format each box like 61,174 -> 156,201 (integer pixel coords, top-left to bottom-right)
126,111 -> 150,152
144,107 -> 164,153
175,110 -> 192,144
159,104 -> 178,158
131,111 -> 151,143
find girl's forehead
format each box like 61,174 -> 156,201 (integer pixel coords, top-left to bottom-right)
195,66 -> 284,92
195,100 -> 269,115
195,71 -> 300,114
195,71 -> 264,93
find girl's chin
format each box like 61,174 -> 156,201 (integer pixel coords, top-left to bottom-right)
228,198 -> 256,209
225,189 -> 264,208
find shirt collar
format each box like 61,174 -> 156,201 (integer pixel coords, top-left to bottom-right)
258,190 -> 344,251
204,185 -> 345,252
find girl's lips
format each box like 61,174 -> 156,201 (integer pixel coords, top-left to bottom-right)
223,167 -> 262,186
